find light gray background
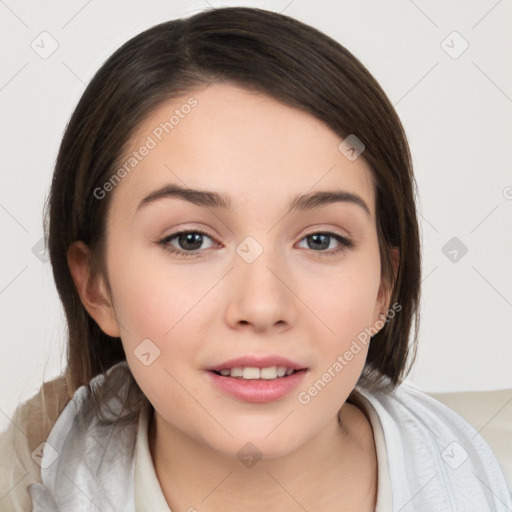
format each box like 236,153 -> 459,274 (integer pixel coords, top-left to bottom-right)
1,0 -> 511,432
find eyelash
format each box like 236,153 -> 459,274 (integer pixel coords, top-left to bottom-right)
157,229 -> 354,259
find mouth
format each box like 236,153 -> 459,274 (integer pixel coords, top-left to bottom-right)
204,356 -> 308,403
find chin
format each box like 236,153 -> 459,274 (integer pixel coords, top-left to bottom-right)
202,424 -> 310,463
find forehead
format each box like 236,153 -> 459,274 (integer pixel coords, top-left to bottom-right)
111,82 -> 376,216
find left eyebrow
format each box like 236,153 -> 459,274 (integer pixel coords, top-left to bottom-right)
136,183 -> 371,216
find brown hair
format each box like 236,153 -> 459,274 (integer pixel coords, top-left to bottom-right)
44,6 -> 421,400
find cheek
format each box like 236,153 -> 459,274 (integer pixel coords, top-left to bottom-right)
296,276 -> 379,417
109,258 -> 205,415
298,248 -> 382,394
106,241 -> 218,377
107,240 -> 204,338
303,252 -> 382,341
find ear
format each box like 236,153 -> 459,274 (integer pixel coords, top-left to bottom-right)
67,241 -> 121,338
372,246 -> 400,326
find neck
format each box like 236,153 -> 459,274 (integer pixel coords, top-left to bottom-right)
148,401 -> 377,512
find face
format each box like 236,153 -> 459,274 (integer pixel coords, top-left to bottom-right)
77,82 -> 393,459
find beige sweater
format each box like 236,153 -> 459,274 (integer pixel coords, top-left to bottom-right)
0,375 -> 71,512
2,374 -> 511,512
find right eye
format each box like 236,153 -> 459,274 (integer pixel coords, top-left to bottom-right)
158,229 -> 218,258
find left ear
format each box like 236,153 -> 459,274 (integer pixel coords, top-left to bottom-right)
372,246 -> 400,325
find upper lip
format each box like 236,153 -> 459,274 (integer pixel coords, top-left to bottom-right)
205,355 -> 307,372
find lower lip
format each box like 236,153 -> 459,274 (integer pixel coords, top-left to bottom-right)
205,369 -> 307,403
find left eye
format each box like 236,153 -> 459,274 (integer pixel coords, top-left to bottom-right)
158,230 -> 353,258
297,232 -> 352,253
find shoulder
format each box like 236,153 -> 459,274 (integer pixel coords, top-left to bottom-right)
0,374 -> 71,512
354,381 -> 512,510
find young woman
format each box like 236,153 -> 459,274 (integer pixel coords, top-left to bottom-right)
1,6 -> 510,512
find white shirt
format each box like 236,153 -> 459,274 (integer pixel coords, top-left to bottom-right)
28,361 -> 512,511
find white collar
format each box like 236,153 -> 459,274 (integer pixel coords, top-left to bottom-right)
134,401 -> 172,511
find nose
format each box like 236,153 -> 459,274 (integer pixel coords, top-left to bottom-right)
224,242 -> 298,334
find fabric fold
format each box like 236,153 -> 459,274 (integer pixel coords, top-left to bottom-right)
28,362 -> 141,512
355,382 -> 512,511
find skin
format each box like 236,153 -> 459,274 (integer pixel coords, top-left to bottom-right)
68,82 -> 398,511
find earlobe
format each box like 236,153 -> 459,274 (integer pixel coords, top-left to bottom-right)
67,241 -> 121,338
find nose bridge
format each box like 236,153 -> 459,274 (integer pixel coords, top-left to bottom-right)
236,233 -> 285,293
225,233 -> 295,330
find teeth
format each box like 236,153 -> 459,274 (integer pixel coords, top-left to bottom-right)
277,366 -> 287,377
216,366 -> 297,380
243,367 -> 261,379
230,367 -> 243,377
260,366 -> 277,379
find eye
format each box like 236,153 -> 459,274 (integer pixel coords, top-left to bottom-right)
297,231 -> 354,256
157,229 -> 354,259
158,229 -> 217,259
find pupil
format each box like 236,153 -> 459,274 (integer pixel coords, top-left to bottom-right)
310,234 -> 328,250
180,233 -> 202,250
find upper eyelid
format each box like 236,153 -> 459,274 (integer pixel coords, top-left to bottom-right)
162,228 -> 218,243
161,227 -> 352,246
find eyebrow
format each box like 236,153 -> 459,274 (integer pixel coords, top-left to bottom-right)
136,183 -> 371,216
